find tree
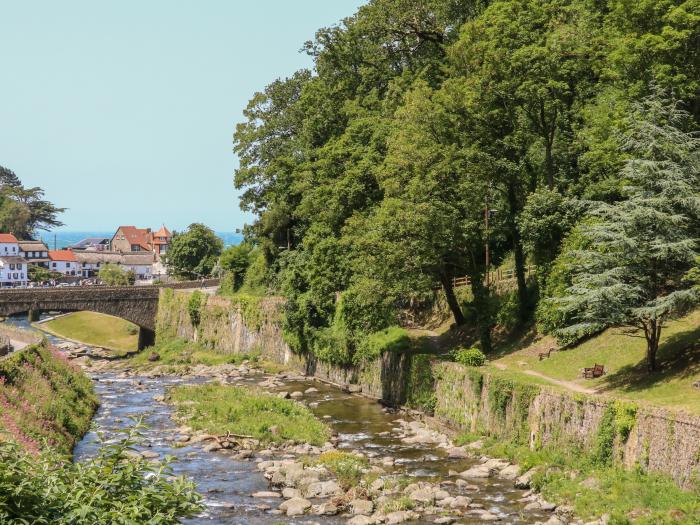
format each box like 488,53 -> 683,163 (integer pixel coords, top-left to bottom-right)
219,243 -> 253,292
99,264 -> 136,286
165,224 -> 223,280
548,91 -> 700,372
28,266 -> 61,283
0,166 -> 64,238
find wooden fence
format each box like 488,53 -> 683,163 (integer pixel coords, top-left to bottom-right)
451,265 -> 536,289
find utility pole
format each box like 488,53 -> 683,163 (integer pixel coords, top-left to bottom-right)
484,191 -> 490,287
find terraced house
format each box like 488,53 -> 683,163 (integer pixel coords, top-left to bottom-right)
0,256 -> 27,287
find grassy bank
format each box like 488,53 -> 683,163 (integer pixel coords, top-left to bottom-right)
491,309 -> 700,414
38,311 -> 138,355
168,384 -> 330,445
461,435 -> 700,525
128,337 -> 260,368
0,342 -> 97,454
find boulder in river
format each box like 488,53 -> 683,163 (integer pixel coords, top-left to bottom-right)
279,497 -> 311,516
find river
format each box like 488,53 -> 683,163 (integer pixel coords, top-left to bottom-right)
4,314 -> 550,525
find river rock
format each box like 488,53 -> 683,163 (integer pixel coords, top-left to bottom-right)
252,491 -> 281,498
280,497 -> 311,516
277,391 -> 290,399
346,384 -> 362,393
476,511 -> 501,521
459,465 -> 492,478
203,442 -> 222,452
543,517 -> 567,525
409,489 -> 435,505
282,487 -> 301,499
386,510 -> 419,524
445,446 -> 470,458
304,387 -> 319,394
350,499 -> 374,515
290,391 -> 304,399
140,450 -> 160,459
347,515 -> 375,525
434,518 -> 457,524
312,502 -> 339,516
499,464 -> 520,480
514,468 -> 537,489
189,433 -> 218,444
304,480 -> 342,498
449,496 -> 472,508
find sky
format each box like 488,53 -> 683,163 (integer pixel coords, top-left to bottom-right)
0,0 -> 366,232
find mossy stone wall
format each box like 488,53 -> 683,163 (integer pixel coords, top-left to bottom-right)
156,289 -> 700,489
432,362 -> 700,489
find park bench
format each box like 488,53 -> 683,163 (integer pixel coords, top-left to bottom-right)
538,349 -> 554,361
582,364 -> 605,379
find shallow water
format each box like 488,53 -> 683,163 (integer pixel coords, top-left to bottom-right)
4,315 -> 548,524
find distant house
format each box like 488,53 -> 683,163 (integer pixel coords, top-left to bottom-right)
110,226 -> 153,253
152,225 -> 172,255
18,240 -> 50,267
48,250 -> 78,276
0,234 -> 20,257
70,237 -> 110,252
74,251 -> 156,280
0,256 -> 28,287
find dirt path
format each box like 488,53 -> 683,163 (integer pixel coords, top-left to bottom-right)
522,369 -> 598,394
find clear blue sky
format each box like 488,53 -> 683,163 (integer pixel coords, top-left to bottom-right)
0,0 -> 366,232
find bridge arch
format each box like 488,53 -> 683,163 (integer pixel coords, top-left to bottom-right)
0,287 -> 160,349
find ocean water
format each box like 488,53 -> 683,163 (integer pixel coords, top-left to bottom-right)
40,231 -> 243,250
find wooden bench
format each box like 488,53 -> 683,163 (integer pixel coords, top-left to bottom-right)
582,364 -> 605,379
538,349 -> 554,361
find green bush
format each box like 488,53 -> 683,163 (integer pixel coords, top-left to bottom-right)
317,451 -> 369,489
353,326 -> 410,364
187,290 -> 205,326
0,425 -> 202,524
452,347 -> 486,367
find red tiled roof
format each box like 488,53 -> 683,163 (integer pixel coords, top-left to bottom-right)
116,226 -> 153,251
49,250 -> 77,262
0,234 -> 18,243
154,225 -> 172,238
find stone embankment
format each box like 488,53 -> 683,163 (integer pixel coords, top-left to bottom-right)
155,289 -> 700,492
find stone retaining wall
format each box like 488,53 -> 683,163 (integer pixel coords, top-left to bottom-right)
156,289 -> 700,489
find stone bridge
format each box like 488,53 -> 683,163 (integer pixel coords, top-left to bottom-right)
0,279 -> 219,350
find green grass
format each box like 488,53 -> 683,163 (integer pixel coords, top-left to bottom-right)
128,338 -> 260,368
0,343 -> 97,453
465,436 -> 700,524
492,309 -> 700,414
168,384 -> 330,445
38,312 -> 138,354
315,450 -> 369,489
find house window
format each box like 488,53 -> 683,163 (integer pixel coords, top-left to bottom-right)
52,263 -> 56,268
9,264 -> 14,270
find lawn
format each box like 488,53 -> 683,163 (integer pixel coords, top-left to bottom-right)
492,309 -> 700,414
38,311 -> 139,354
168,384 -> 330,445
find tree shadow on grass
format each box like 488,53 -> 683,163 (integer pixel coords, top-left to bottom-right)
597,324 -> 700,394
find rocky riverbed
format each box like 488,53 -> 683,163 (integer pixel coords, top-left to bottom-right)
4,315 -> 606,525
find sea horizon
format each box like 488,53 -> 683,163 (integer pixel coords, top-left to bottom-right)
39,231 -> 243,250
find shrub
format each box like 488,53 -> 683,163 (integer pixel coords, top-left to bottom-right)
452,347 -> 486,367
317,451 -> 369,489
0,425 -> 202,524
187,291 -> 205,326
353,326 -> 410,364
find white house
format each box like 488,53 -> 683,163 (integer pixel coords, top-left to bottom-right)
0,234 -> 21,257
48,250 -> 78,276
18,240 -> 50,267
0,257 -> 28,287
73,251 -> 157,280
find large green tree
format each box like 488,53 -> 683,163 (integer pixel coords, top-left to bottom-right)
548,92 -> 700,372
165,224 -> 223,280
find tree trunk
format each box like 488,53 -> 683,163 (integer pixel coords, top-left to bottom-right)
470,271 -> 493,353
644,319 -> 662,372
440,273 -> 465,326
507,182 -> 529,324
544,139 -> 554,190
